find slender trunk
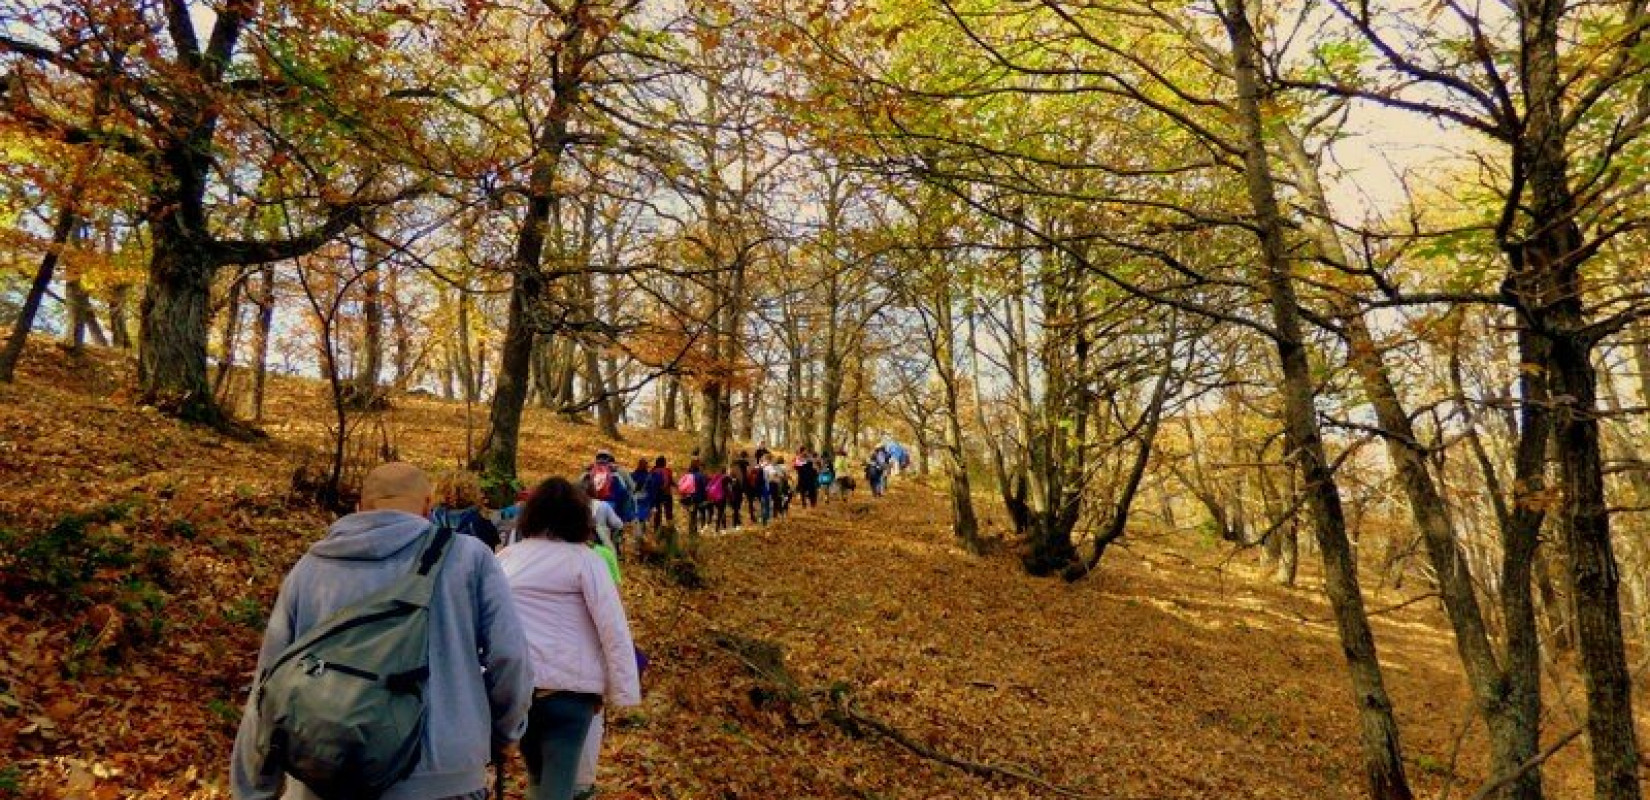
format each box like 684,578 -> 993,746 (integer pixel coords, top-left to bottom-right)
214,272 -> 246,397
351,255 -> 385,407
387,266 -> 412,390
455,289 -> 478,402
250,265 -> 275,423
0,203 -> 79,382
1223,4 -> 1411,796
107,284 -> 133,350
65,268 -> 107,349
1279,125 -> 1539,798
474,151 -> 555,483
933,283 -> 980,552
662,375 -> 680,429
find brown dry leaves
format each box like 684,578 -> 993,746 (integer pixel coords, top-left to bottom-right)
0,341 -> 1597,799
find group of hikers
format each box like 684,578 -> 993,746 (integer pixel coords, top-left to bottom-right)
230,440 -> 911,800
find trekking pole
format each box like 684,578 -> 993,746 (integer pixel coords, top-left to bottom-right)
493,760 -> 505,799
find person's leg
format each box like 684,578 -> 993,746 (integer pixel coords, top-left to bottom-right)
523,693 -> 600,800
574,709 -> 604,798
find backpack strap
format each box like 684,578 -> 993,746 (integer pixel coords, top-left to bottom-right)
394,525 -> 456,607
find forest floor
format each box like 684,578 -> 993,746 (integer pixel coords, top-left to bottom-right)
0,340 -> 1609,799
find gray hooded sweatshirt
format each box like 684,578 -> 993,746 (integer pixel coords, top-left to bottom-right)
231,510 -> 531,799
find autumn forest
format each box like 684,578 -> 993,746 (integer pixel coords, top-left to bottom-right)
4,0 -> 1650,798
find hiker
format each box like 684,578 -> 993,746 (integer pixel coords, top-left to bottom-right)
870,446 -> 892,497
590,494 -> 624,553
630,457 -> 653,548
581,451 -> 633,556
679,458 -> 708,535
648,456 -> 675,535
793,447 -> 819,509
726,453 -> 748,527
738,451 -> 762,523
575,505 -> 635,800
231,462 -> 531,800
832,449 -> 850,499
497,478 -> 641,800
432,469 -> 502,550
817,448 -> 836,503
865,454 -> 885,499
751,453 -> 774,525
768,456 -> 792,519
706,467 -> 732,532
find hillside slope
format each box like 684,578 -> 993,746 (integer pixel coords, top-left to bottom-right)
0,342 -> 1595,799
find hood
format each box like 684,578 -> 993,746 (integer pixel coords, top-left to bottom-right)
309,509 -> 434,561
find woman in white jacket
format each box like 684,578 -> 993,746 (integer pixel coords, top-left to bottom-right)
497,477 -> 642,800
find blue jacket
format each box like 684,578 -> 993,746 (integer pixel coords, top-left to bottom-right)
231,510 -> 532,800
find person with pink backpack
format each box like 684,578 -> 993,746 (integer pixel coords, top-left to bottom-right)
677,459 -> 708,534
706,467 -> 735,531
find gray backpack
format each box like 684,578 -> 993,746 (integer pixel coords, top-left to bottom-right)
253,526 -> 455,799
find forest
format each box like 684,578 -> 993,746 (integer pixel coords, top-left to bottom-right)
4,0 -> 1650,798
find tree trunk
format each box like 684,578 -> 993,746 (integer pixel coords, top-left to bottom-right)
662,375 -> 680,429
1223,3 -> 1412,796
139,231 -> 220,422
214,272 -> 246,398
0,202 -> 79,382
349,253 -> 385,407
250,264 -> 276,423
107,283 -> 133,350
933,282 -> 980,552
65,269 -> 107,349
1278,125 -> 1540,798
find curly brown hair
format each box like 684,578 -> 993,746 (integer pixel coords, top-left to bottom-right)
515,477 -> 593,544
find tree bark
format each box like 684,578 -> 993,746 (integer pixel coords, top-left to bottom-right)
249,264 -> 275,423
1222,3 -> 1412,796
0,202 -> 79,382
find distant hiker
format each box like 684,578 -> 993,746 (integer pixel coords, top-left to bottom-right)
870,446 -> 892,497
865,454 -> 886,499
590,495 -> 624,553
886,441 -> 910,476
793,447 -> 819,509
832,449 -> 850,499
630,457 -> 653,546
432,469 -> 502,550
497,478 -> 641,800
771,457 -> 793,519
754,443 -> 770,464
679,458 -> 708,534
726,453 -> 748,527
706,467 -> 732,532
739,450 -> 762,523
648,456 -> 675,534
581,451 -> 634,555
232,462 -> 531,800
817,448 -> 836,503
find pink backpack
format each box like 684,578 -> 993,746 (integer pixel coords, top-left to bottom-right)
676,472 -> 698,496
707,474 -> 727,503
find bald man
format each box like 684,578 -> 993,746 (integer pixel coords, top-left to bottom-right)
232,463 -> 532,800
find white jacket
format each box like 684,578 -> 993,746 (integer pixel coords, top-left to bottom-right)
496,539 -> 641,706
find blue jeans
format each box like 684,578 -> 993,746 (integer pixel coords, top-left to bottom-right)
522,692 -> 601,800
760,494 -> 772,524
